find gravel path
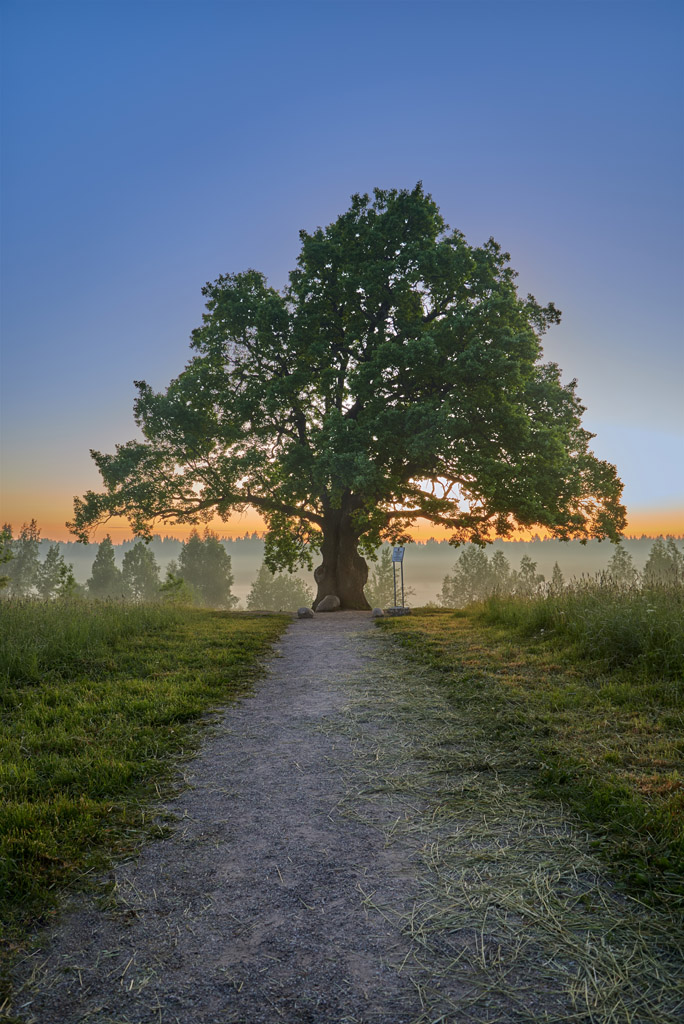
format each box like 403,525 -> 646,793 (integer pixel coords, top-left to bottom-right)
10,612 -> 683,1024
12,614 -> 430,1024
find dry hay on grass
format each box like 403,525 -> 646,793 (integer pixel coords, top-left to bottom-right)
322,630 -> 684,1024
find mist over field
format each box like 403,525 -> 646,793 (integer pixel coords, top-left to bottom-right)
38,534 -> 681,608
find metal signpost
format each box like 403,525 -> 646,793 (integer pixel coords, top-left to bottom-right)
387,546 -> 410,615
392,546 -> 405,607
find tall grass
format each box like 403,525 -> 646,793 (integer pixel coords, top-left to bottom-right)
0,598 -> 182,684
480,578 -> 684,679
0,599 -> 289,965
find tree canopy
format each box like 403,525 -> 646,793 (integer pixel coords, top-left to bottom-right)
69,185 -> 625,609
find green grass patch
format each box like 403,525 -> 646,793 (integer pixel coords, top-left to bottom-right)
377,605 -> 684,901
0,600 -> 289,965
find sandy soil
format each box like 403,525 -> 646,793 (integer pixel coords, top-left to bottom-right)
9,612 -> 683,1024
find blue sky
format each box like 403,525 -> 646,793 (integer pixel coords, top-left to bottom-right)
1,0 -> 682,538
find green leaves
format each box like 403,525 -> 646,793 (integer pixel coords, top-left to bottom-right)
72,185 -> 626,567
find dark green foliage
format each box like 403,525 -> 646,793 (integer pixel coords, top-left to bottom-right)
159,558 -> 197,605
87,535 -> 125,599
246,563 -> 313,610
121,540 -> 161,602
3,520 -> 40,597
70,186 -> 625,607
35,544 -> 77,600
177,530 -> 237,608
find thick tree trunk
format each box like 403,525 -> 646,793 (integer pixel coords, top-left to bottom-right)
313,508 -> 370,610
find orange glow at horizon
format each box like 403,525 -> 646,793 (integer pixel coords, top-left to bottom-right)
2,500 -> 681,544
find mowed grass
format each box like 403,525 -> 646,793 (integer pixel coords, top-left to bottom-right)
0,601 -> 289,961
378,590 -> 684,901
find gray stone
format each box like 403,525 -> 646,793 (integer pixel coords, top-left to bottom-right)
315,594 -> 341,612
371,607 -> 385,617
297,606 -> 315,619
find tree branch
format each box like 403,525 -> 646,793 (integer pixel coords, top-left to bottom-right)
242,491 -> 325,527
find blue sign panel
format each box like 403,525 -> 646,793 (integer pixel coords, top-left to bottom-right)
392,546 -> 405,563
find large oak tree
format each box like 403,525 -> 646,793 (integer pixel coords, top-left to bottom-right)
70,186 -> 625,609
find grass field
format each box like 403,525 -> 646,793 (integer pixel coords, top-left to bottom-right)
379,587 -> 684,902
0,601 -> 289,970
2,587 -> 682,1002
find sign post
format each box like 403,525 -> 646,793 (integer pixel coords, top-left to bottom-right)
386,546 -> 410,615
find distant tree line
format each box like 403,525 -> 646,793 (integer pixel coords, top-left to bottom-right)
437,536 -> 684,608
2,522 -> 682,612
245,565 -> 313,611
0,522 -> 318,611
0,523 -> 238,609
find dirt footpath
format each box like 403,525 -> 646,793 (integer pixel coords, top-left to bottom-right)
10,613 -> 683,1024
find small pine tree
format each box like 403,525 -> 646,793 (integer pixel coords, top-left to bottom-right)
87,535 -> 125,599
5,520 -> 41,597
201,532 -> 237,608
159,560 -> 196,605
36,544 -> 76,600
56,564 -> 79,599
365,547 -> 396,608
665,537 -> 684,585
246,563 -> 313,611
177,531 -> 205,596
122,541 -> 161,602
490,550 -> 514,596
606,543 -> 636,588
549,562 -> 565,595
177,530 -> 237,608
643,536 -> 683,587
513,555 -> 545,597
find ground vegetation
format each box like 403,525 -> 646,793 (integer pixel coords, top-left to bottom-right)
382,590 -> 684,897
0,600 -> 288,968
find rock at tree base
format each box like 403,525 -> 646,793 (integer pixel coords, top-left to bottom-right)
371,607 -> 385,617
385,606 -> 411,616
315,595 -> 341,612
297,607 -> 315,619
